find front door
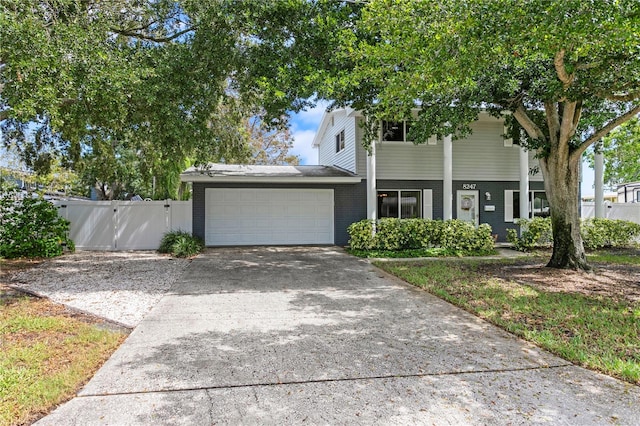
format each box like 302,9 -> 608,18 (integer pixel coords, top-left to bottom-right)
457,190 -> 479,226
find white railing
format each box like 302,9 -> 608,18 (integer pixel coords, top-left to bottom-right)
53,200 -> 192,250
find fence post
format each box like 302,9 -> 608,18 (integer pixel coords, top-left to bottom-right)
165,199 -> 171,234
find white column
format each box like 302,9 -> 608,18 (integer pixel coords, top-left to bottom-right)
443,134 -> 453,220
595,143 -> 604,218
519,145 -> 529,219
366,142 -> 377,222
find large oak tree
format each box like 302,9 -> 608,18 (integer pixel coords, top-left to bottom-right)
326,0 -> 640,270
0,1 -> 344,193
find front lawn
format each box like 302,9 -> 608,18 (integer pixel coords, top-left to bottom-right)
375,250 -> 640,385
0,260 -> 126,425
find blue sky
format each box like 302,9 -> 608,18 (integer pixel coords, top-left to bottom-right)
288,101 -> 329,166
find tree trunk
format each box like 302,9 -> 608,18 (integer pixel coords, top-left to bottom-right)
539,154 -> 590,271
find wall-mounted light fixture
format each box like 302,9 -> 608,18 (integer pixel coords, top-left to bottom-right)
485,192 -> 491,201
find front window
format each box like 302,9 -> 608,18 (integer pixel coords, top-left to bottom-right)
378,190 -> 421,218
513,190 -> 549,219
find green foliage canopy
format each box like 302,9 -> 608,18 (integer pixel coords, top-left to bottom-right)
326,0 -> 640,269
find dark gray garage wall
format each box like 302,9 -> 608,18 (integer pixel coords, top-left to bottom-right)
334,181 -> 367,245
191,181 -> 366,246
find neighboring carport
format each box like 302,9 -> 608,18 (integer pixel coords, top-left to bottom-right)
181,164 -> 364,246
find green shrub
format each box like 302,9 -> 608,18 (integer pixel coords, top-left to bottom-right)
158,230 -> 204,257
347,218 -> 495,256
507,217 -> 553,252
508,217 -> 640,251
582,218 -> 640,249
346,220 -> 375,250
0,190 -> 74,259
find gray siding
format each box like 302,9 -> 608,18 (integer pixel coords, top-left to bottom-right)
192,183 -> 206,241
450,180 -> 545,241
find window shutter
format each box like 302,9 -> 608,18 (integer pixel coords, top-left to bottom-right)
504,190 -> 514,222
423,189 -> 433,219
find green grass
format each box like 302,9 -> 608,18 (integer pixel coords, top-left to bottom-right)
375,255 -> 640,385
588,250 -> 640,265
0,296 -> 126,425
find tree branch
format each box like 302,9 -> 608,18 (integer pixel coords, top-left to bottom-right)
605,91 -> 640,102
554,49 -> 574,88
512,103 -> 545,140
544,101 -> 560,146
109,26 -> 195,43
574,103 -> 640,158
559,100 -> 579,144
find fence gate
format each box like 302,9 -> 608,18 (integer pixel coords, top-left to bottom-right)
55,200 -> 192,250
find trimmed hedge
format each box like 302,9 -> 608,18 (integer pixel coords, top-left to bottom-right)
347,218 -> 495,256
507,217 -> 640,251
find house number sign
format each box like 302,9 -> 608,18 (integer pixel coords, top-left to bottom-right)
462,183 -> 477,190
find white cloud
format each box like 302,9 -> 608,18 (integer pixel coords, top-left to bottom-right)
291,129 -> 319,165
289,100 -> 330,165
291,100 -> 331,131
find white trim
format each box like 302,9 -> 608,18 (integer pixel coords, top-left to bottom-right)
182,175 -> 361,184
519,145 -> 530,219
367,143 -> 377,222
443,134 -> 453,220
423,189 -> 433,219
504,190 -> 514,222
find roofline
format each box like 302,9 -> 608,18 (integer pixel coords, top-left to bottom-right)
311,107 -> 356,147
180,174 -> 362,184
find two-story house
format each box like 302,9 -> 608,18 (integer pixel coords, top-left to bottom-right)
181,108 -> 546,246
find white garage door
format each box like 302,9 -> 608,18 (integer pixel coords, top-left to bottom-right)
205,188 -> 334,246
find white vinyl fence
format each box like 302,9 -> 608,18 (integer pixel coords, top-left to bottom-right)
54,200 -> 192,250
581,202 -> 640,224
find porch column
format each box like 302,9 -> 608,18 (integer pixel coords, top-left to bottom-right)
366,142 -> 377,222
519,145 -> 529,219
594,143 -> 605,218
443,134 -> 453,220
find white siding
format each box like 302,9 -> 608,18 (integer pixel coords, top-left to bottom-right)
453,120 -> 520,181
377,142 -> 443,180
317,111 -> 357,173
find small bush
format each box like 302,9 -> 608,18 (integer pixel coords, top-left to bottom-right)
507,217 -> 553,251
508,217 -> 640,251
347,218 -> 495,256
159,230 -> 204,257
0,190 -> 74,259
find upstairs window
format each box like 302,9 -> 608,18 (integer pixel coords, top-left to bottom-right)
335,130 -> 345,153
381,121 -> 413,142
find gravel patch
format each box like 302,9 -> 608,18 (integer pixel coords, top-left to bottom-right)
9,251 -> 190,328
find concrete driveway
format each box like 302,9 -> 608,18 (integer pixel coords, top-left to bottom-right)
38,247 -> 640,425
